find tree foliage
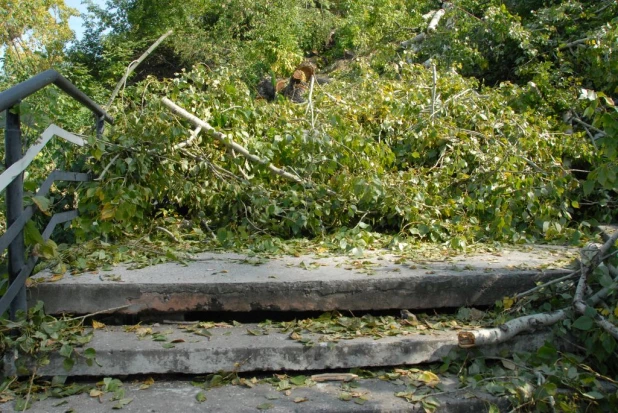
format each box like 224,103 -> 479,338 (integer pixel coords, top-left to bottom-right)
0,0 -> 78,77
1,0 -> 618,410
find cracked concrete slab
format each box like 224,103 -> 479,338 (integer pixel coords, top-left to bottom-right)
1,375 -> 510,413
4,323 -> 555,378
27,247 -> 575,315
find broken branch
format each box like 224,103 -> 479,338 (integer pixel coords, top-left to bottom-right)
427,9 -> 446,32
459,231 -> 618,348
161,98 -> 308,187
107,30 -> 173,108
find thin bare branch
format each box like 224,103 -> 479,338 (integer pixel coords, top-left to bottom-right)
107,30 -> 173,108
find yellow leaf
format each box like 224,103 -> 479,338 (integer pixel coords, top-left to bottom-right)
48,274 -> 64,282
614,306 -> 618,318
140,377 -> 155,390
418,371 -> 440,388
90,389 -> 103,398
92,320 -> 106,329
136,327 -> 153,337
503,297 -> 515,310
101,204 -> 116,220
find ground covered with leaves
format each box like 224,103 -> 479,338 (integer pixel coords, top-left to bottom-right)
1,0 -> 618,411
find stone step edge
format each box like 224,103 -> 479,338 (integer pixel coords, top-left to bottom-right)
4,323 -> 556,378
1,375 -> 511,413
28,268 -> 570,315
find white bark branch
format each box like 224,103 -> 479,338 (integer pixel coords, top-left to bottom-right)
427,9 -> 446,32
573,301 -> 618,340
458,310 -> 567,348
161,98 -> 306,186
400,8 -> 446,49
459,231 -> 618,348
107,30 -> 173,108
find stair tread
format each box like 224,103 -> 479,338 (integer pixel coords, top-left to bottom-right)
2,375 -> 509,412
28,247 -> 575,314
5,322 -> 554,378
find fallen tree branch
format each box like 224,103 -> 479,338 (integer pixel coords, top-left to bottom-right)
558,37 -> 593,50
458,310 -> 567,348
427,9 -> 446,32
107,30 -> 173,108
514,270 -> 580,299
156,226 -> 181,243
400,33 -> 426,49
162,98 -> 333,193
573,300 -> 618,340
459,231 -> 618,348
400,8 -> 445,49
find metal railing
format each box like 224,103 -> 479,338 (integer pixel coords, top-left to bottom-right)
0,70 -> 113,319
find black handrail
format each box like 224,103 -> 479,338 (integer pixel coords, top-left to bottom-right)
1,70 -> 113,319
0,69 -> 113,124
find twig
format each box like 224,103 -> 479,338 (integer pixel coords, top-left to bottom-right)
23,367 -> 36,412
430,62 -> 437,124
162,320 -> 198,325
179,148 -> 246,183
572,116 -> 606,136
173,126 -> 201,151
514,270 -> 579,299
305,75 -> 316,129
156,226 -> 181,243
66,305 -> 131,322
94,153 -> 120,181
573,258 -> 589,303
558,37 -> 592,50
107,30 -> 173,108
201,219 -> 218,241
572,116 -> 600,149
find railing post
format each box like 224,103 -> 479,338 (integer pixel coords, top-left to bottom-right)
4,105 -> 27,319
96,115 -> 105,140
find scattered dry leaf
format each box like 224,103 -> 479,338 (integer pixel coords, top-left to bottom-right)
92,320 -> 106,329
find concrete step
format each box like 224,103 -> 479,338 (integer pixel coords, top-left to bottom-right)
5,322 -> 554,378
2,375 -> 509,413
27,247 -> 575,315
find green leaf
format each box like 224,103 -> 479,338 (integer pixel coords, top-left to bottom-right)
40,239 -> 59,259
112,398 -> 134,409
582,391 -> 604,400
59,344 -> 73,358
32,196 -> 52,214
63,357 -> 75,371
14,398 -> 31,411
572,316 -> 594,331
24,221 -> 44,245
196,391 -> 207,403
84,348 -> 97,359
257,403 -> 274,410
289,375 -> 307,386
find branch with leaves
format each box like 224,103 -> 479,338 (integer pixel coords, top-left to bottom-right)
459,231 -> 618,347
161,98 -> 336,197
400,6 -> 447,51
